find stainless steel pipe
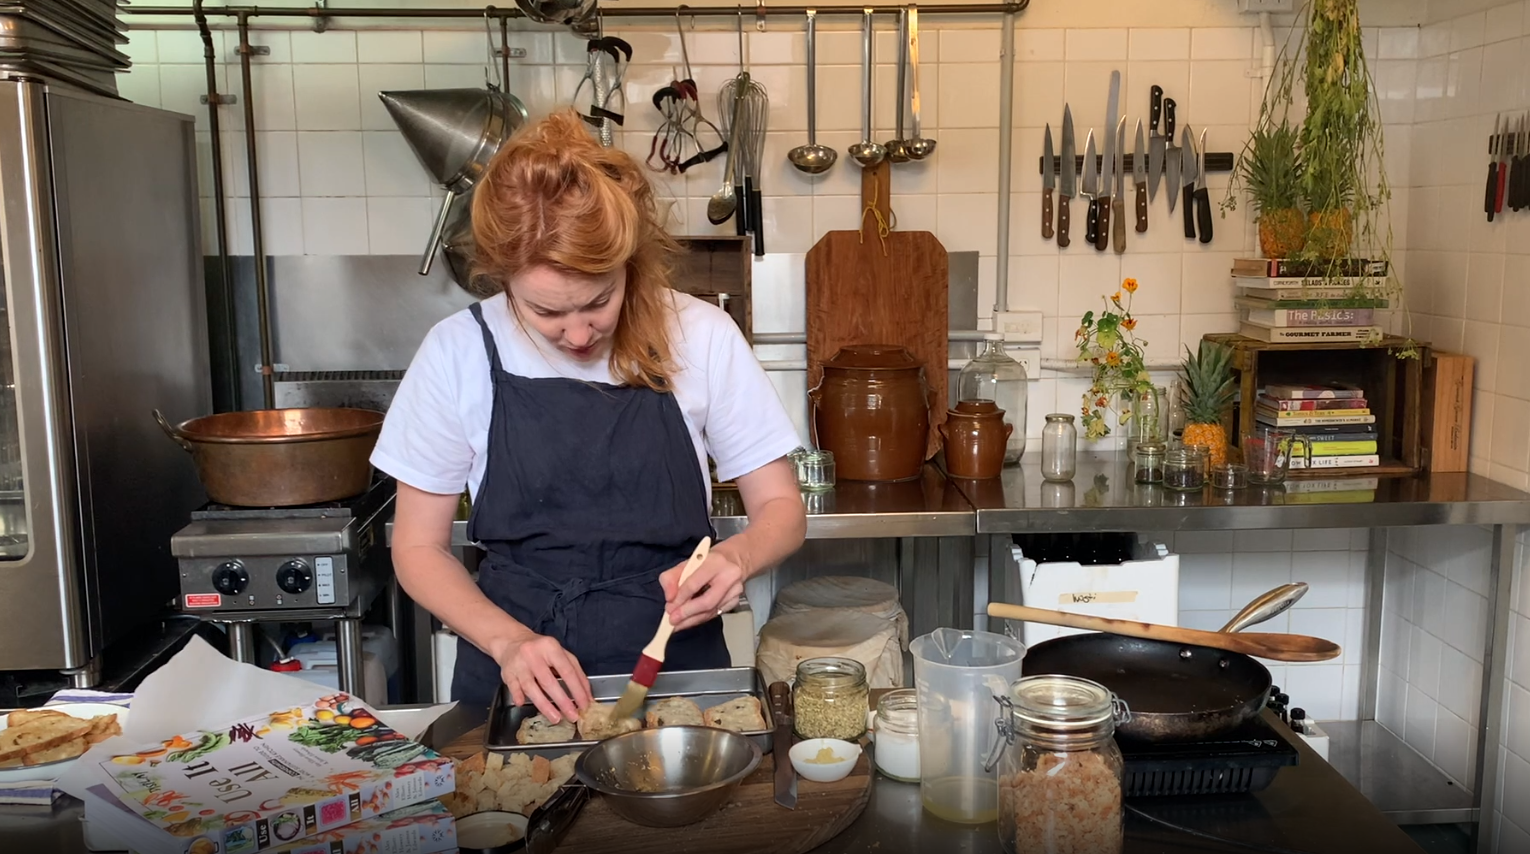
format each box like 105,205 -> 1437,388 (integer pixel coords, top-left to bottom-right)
127,3 -> 1029,20
192,0 -> 242,410
238,15 -> 276,409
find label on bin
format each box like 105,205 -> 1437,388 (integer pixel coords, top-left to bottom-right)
1060,590 -> 1139,605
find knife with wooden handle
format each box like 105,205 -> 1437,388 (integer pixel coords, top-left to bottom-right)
1042,123 -> 1055,240
1097,69 -> 1119,252
1111,116 -> 1126,253
1082,130 -> 1099,247
1133,118 -> 1148,233
1058,105 -> 1075,248
768,682 -> 797,809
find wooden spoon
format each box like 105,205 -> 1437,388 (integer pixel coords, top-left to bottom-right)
986,602 -> 1341,662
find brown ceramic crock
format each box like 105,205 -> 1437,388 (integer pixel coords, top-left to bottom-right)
940,399 -> 1012,479
811,345 -> 931,482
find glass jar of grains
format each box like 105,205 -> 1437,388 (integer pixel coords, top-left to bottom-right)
989,675 -> 1126,854
793,657 -> 869,741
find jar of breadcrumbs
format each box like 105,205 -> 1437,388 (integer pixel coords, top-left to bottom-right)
986,675 -> 1126,854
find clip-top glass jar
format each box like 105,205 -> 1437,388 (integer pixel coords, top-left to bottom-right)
793,656 -> 870,741
1040,414 -> 1077,482
988,675 -> 1127,854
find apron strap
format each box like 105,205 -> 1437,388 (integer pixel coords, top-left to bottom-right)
468,302 -> 505,375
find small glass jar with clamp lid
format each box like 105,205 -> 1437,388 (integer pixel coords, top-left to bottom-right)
793,656 -> 869,741
987,675 -> 1128,854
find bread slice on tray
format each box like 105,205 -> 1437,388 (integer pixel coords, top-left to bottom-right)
24,737 -> 87,766
6,709 -> 69,728
0,715 -> 95,763
576,702 -> 643,741
704,696 -> 766,733
645,696 -> 705,728
515,714 -> 576,745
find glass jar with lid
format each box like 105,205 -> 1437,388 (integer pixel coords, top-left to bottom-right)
871,688 -> 920,782
1132,441 -> 1166,484
793,656 -> 870,741
1040,414 -> 1077,482
987,675 -> 1126,854
1164,447 -> 1206,491
957,338 -> 1029,464
790,447 -> 836,491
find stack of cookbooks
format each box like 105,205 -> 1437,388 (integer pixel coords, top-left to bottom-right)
77,692 -> 457,854
1256,383 -> 1379,470
1232,258 -> 1389,343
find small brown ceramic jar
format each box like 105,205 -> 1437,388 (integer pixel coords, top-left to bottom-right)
940,400 -> 1012,479
811,345 -> 931,482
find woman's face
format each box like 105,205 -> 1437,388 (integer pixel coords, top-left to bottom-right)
507,265 -> 626,361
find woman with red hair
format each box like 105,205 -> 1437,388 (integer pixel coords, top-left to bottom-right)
374,110 -> 806,719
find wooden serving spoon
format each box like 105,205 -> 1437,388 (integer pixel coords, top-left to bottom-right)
986,602 -> 1340,662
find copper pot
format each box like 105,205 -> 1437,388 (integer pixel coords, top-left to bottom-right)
811,345 -> 930,482
940,400 -> 1012,479
155,408 -> 385,507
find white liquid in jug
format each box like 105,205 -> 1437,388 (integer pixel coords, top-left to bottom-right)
920,776 -> 999,824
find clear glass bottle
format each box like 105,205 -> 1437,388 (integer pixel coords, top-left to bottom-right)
1040,414 -> 1076,483
957,339 -> 1028,465
1166,379 -> 1187,440
872,688 -> 920,782
793,657 -> 870,741
990,676 -> 1125,854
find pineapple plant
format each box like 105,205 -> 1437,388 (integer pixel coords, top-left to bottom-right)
1179,341 -> 1235,467
1242,122 -> 1306,258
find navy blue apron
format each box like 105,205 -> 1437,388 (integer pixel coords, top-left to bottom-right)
451,302 -> 728,707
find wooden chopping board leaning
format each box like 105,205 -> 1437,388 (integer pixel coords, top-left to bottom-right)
807,159 -> 950,462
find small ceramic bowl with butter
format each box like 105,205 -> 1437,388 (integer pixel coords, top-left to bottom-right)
788,738 -> 862,783
456,810 -> 529,854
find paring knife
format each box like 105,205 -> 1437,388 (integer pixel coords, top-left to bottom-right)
1194,127 -> 1213,244
1082,130 -> 1100,248
1058,106 -> 1076,248
1133,119 -> 1148,233
768,682 -> 797,809
1181,125 -> 1199,240
1164,99 -> 1180,214
1147,84 -> 1164,201
1097,69 -> 1121,252
1042,123 -> 1055,240
1112,116 -> 1127,254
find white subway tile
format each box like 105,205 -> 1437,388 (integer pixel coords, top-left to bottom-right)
506,32 -> 554,65
1486,1 -> 1525,42
422,63 -> 489,91
255,131 -> 301,198
1377,27 -> 1420,59
422,30 -> 493,64
1372,61 -> 1417,125
1438,644 -> 1483,725
1118,253 -> 1181,315
758,132 -> 819,200
1410,623 -> 1445,697
1434,709 -> 1472,785
1014,28 -> 1064,62
1008,191 -> 1052,258
892,195 -> 939,236
1461,321 -> 1501,395
301,197 -> 369,255
366,197 -> 433,255
1403,685 -> 1438,759
936,193 -> 998,256
1235,529 -> 1294,552
362,131 -> 431,198
1231,551 -> 1292,610
747,30 -> 802,66
297,132 -> 366,197
1061,62 -> 1118,134
1290,609 -> 1349,660
293,66 -> 361,131
687,30 -> 745,66
937,63 -> 998,129
1175,530 -> 1234,553
936,128 -> 1000,194
360,65 -> 427,131
1285,664 -> 1344,722
291,31 -> 356,64
1190,28 -> 1252,61
505,64 -> 559,122
811,195 -> 860,236
123,31 -> 158,65
1339,664 -> 1362,721
117,68 -> 160,109
219,30 -> 290,64
810,64 -> 860,134
1344,607 -> 1366,666
1006,254 -> 1059,316
1420,21 -> 1451,58
1177,312 -> 1238,351
748,64 -> 809,133
1128,29 -> 1189,62
1296,556 -> 1354,608
759,195 -> 816,254
1064,29 -> 1128,62
1378,668 -> 1406,731
358,31 -> 424,65
1293,528 -> 1352,552
1417,566 -> 1448,637
1504,817 -> 1530,854
1443,581 -> 1490,662
1504,750 -> 1530,833
1181,609 -> 1232,633
940,29 -> 1001,63
1013,62 -> 1065,129
1509,681 -> 1530,761
1178,553 -> 1233,611
257,197 -> 305,256
1446,48 -> 1485,120
157,31 -> 207,65
1493,396 -> 1530,473
1056,253 -> 1124,318
1451,11 -> 1487,52
159,65 -> 218,132
1382,611 -> 1409,677
1482,39 -> 1524,113
1186,61 -> 1253,128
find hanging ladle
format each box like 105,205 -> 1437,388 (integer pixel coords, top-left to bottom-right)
787,9 -> 837,174
847,7 -> 886,168
903,5 -> 936,160
883,6 -> 910,163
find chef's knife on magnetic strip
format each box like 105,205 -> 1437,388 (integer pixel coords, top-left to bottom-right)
1194,127 -> 1213,244
1058,105 -> 1076,248
1163,99 -> 1180,214
1097,69 -> 1120,252
1042,123 -> 1055,240
1081,130 -> 1100,248
1133,119 -> 1148,233
1112,116 -> 1126,254
1147,84 -> 1164,201
1181,125 -> 1197,239
768,682 -> 797,809
611,537 -> 711,721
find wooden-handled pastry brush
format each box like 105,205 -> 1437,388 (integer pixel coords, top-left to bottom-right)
610,536 -> 712,721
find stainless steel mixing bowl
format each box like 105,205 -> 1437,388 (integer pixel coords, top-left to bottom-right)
573,726 -> 762,827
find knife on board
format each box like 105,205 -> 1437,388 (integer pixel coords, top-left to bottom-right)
1133,119 -> 1148,234
768,681 -> 797,809
1042,123 -> 1055,240
1164,99 -> 1180,214
1097,69 -> 1121,252
1082,130 -> 1100,248
1194,127 -> 1213,244
1058,106 -> 1076,248
1112,116 -> 1127,254
1181,125 -> 1199,239
1148,85 -> 1164,201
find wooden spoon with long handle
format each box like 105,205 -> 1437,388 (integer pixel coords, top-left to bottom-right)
986,602 -> 1340,662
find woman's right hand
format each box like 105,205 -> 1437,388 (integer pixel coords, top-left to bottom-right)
493,631 -> 592,724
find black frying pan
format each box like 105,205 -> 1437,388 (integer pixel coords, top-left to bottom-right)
1021,633 -> 1272,742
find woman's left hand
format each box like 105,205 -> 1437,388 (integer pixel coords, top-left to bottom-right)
659,550 -> 746,633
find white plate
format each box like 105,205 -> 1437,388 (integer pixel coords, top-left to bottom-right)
0,702 -> 129,785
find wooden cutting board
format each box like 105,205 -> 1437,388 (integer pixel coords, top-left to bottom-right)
806,160 -> 950,459
443,726 -> 872,854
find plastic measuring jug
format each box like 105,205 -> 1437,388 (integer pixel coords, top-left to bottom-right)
910,628 -> 1027,823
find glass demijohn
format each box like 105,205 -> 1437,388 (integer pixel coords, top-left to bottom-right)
957,339 -> 1028,464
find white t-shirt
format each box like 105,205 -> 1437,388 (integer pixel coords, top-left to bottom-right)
371,291 -> 800,503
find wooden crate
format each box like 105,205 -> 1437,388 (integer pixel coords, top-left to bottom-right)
1421,351 -> 1474,473
1204,333 -> 1429,477
673,236 -> 751,342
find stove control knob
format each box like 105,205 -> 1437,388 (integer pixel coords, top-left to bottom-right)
276,560 -> 313,595
212,561 -> 249,596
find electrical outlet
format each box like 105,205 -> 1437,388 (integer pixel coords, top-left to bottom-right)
1239,0 -> 1293,12
1011,347 -> 1042,377
993,311 -> 1044,344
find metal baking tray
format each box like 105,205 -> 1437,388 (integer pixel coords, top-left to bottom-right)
485,666 -> 776,759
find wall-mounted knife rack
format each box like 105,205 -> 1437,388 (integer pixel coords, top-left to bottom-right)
1040,153 -> 1234,175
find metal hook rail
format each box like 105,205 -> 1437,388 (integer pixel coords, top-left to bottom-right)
125,2 -> 1028,21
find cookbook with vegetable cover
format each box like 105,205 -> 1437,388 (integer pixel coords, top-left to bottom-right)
80,692 -> 454,854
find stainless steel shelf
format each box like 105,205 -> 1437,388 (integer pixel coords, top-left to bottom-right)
1324,720 -> 1476,825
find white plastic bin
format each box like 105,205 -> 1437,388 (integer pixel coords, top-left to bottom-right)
1012,537 -> 1179,646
